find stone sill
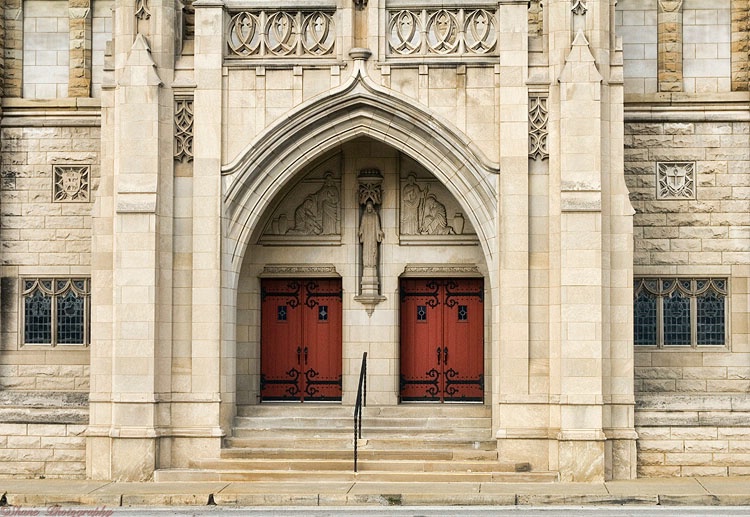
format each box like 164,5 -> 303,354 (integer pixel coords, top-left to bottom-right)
625,92 -> 750,109
2,98 -> 101,110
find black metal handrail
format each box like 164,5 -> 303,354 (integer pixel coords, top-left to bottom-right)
353,351 -> 367,472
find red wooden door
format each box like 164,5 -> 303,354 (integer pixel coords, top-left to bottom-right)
260,279 -> 342,402
400,278 -> 484,402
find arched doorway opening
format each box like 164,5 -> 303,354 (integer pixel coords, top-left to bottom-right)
231,138 -> 492,407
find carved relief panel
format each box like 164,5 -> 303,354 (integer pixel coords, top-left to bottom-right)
398,156 -> 477,245
260,154 -> 342,245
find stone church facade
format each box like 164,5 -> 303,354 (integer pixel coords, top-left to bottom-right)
0,0 -> 747,482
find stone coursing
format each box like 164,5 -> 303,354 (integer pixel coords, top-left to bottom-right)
0,392 -> 87,479
625,116 -> 750,476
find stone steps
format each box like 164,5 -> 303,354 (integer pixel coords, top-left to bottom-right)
154,468 -> 558,483
153,404 -> 560,484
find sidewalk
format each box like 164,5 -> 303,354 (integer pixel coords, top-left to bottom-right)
2,477 -> 750,507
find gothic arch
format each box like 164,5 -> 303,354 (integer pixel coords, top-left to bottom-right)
222,70 -> 500,279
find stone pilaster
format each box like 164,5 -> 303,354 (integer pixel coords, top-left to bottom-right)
3,0 -> 23,98
69,0 -> 92,97
732,0 -> 749,91
657,0 -> 683,92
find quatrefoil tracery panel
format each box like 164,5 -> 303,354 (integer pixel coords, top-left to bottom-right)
227,10 -> 335,57
388,8 -> 497,57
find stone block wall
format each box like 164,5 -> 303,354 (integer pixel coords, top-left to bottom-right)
682,0 -> 732,93
0,117 -> 98,477
625,110 -> 750,476
0,392 -> 87,479
22,1 -> 70,99
617,0 -> 658,95
617,0 -> 737,94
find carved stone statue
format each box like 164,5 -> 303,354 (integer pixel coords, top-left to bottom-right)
283,173 -> 339,236
359,200 -> 384,269
401,174 -> 424,235
420,194 -> 454,235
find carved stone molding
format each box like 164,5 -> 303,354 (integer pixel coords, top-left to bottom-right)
529,95 -> 549,161
227,11 -> 335,58
658,0 -> 683,13
657,162 -> 695,199
174,97 -> 194,163
53,165 -> 90,202
261,264 -> 340,278
401,264 -> 481,277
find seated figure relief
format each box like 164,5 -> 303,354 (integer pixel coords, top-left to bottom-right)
267,173 -> 340,237
400,173 -> 458,236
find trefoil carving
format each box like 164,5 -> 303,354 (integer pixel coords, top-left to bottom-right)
571,0 -> 588,15
528,95 -> 549,161
228,11 -> 335,57
135,0 -> 151,20
174,97 -> 194,163
53,165 -> 90,202
387,9 -> 496,57
657,162 -> 695,199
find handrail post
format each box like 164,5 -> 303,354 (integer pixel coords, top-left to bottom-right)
354,351 -> 367,473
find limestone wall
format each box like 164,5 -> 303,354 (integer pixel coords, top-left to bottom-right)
625,104 -> 750,476
0,115 -> 98,478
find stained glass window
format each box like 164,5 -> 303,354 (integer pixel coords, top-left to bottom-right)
633,278 -> 727,348
22,278 -> 90,346
663,290 -> 690,345
633,289 -> 657,345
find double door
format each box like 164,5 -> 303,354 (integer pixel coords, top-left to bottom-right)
400,278 -> 484,402
260,278 -> 342,402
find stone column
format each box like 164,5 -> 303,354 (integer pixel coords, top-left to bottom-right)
88,0 -> 180,481
494,0 -> 538,468
557,30 -> 606,482
69,0 -> 92,97
188,0 -> 225,457
731,0 -> 749,91
657,0 -> 683,92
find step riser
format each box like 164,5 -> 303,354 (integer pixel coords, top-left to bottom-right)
219,449 -> 499,461
155,470 -> 558,483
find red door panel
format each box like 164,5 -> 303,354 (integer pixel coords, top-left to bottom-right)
400,279 -> 444,401
301,279 -> 343,401
261,279 -> 342,402
442,279 -> 484,402
400,278 -> 484,403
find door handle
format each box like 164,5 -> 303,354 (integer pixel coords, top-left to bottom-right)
437,347 -> 442,365
444,346 -> 448,364
304,346 -> 309,364
297,346 -> 302,365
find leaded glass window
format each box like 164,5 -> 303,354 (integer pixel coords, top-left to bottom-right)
22,278 -> 90,346
634,278 -> 727,348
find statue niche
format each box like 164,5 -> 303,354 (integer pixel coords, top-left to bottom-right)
260,160 -> 342,245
